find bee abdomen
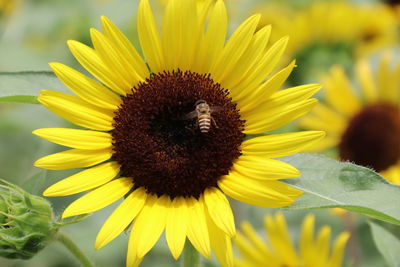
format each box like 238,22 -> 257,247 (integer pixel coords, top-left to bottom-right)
198,115 -> 211,133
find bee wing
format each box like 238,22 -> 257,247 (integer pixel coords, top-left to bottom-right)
180,110 -> 198,120
210,106 -> 223,113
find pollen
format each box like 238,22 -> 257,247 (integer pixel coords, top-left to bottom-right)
112,71 -> 245,198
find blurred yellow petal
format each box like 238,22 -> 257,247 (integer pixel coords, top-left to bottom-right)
324,65 -> 361,117
356,59 -> 377,104
329,232 -> 350,267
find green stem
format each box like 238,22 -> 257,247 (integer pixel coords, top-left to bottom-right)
182,241 -> 200,267
56,232 -> 95,267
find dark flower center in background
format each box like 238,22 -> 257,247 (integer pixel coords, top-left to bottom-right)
112,71 -> 245,198
339,103 -> 400,172
384,0 -> 400,6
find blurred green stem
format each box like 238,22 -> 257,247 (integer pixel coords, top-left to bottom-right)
57,232 -> 95,267
182,241 -> 200,267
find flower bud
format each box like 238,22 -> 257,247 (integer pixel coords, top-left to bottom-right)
0,179 -> 55,259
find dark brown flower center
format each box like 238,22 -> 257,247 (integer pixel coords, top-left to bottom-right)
384,0 -> 400,6
339,103 -> 400,172
112,71 -> 245,198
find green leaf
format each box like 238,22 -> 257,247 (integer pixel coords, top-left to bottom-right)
282,153 -> 400,225
369,221 -> 400,267
0,71 -> 67,104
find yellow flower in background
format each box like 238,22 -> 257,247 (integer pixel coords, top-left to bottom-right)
0,0 -> 17,19
264,1 -> 397,57
300,54 -> 400,184
256,1 -> 398,72
32,0 -> 324,265
234,213 -> 350,267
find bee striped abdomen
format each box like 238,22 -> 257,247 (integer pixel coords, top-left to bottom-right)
198,114 -> 211,133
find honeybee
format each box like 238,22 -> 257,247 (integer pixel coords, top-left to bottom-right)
181,100 -> 223,133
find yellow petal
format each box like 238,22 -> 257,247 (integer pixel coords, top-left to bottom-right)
205,210 -> 233,267
329,232 -> 350,267
101,16 -> 149,79
377,53 -> 399,104
299,115 -> 345,136
67,40 -> 127,95
43,161 -> 120,196
240,221 -> 270,254
137,0 -> 164,73
34,148 -> 112,170
264,213 -> 298,265
33,128 -> 112,150
129,194 -> 170,258
242,131 -> 325,158
314,226 -> 331,265
356,59 -> 377,104
221,25 -> 272,90
219,172 -> 302,208
162,0 -> 198,71
238,60 -> 296,113
38,90 -> 114,131
204,187 -> 235,237
233,156 -> 300,180
299,214 -> 315,262
95,187 -> 147,249
186,196 -> 211,258
232,36 -> 289,101
324,65 -> 361,117
195,0 -> 227,73
49,62 -> 121,110
62,178 -> 133,218
166,197 -> 188,260
211,14 -> 261,82
90,28 -> 143,91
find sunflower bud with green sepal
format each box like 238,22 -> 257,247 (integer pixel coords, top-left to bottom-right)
0,179 -> 55,259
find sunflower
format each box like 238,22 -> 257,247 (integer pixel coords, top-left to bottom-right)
234,213 -> 350,267
255,1 -> 398,83
300,54 -> 400,184
33,0 -> 324,266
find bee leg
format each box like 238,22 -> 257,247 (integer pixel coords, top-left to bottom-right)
211,117 -> 219,128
